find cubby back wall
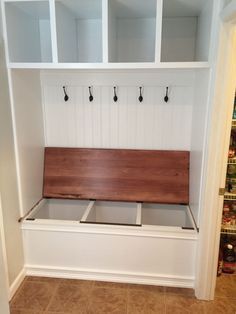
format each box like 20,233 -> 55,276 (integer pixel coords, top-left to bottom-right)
41,70 -> 195,150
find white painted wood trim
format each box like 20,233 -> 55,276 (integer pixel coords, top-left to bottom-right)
80,201 -> 95,222
9,268 -> 26,300
0,194 -> 9,286
0,193 -> 10,305
186,206 -> 197,231
3,72 -> 23,216
7,62 -> 210,70
195,2 -> 236,300
1,0 -> 10,64
25,264 -> 195,288
49,0 -> 58,63
102,0 -> 108,63
155,0 -> 163,63
1,1 -> 24,216
136,203 -> 142,225
22,222 -> 197,240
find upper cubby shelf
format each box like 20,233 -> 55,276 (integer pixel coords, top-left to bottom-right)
161,0 -> 213,62
4,1 -> 52,63
2,0 -> 213,69
55,0 -> 103,63
108,0 -> 157,63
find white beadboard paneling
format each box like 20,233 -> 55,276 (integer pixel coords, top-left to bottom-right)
43,85 -> 77,147
41,70 -> 195,150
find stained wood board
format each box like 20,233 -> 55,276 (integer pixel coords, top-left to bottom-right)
43,148 -> 189,204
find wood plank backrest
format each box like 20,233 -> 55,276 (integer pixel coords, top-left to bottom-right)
43,148 -> 189,204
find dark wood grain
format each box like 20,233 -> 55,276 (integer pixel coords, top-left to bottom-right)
43,148 -> 189,204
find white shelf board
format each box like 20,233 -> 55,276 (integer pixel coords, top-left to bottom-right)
8,61 -> 210,70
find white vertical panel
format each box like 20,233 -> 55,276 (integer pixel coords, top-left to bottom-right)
44,85 -> 76,146
92,86 -> 102,147
75,86 -> 85,147
55,2 -> 77,62
117,87 -> 128,148
109,87 -> 119,147
41,70 -> 194,151
126,87 -> 138,148
83,86 -> 95,147
101,86 -> 110,147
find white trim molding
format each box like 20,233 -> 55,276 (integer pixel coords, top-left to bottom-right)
9,268 -> 26,300
25,265 -> 195,288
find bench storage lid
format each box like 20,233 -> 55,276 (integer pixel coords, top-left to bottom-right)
43,148 -> 189,204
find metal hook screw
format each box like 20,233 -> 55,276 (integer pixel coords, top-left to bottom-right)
139,87 -> 143,103
113,86 -> 118,102
63,86 -> 69,102
89,86 -> 93,102
164,87 -> 169,103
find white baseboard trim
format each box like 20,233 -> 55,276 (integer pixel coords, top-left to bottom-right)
9,268 -> 26,300
25,265 -> 195,288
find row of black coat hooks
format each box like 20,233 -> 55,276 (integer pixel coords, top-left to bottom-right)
63,86 -> 170,103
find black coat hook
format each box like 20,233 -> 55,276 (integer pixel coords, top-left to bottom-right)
89,86 -> 93,102
113,86 -> 118,102
139,87 -> 143,103
63,86 -> 69,102
164,87 -> 169,103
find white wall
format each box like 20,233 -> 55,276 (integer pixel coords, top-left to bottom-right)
77,19 -> 102,62
161,17 -> 197,62
108,0 -> 117,62
11,70 -> 45,217
116,18 -> 156,62
5,3 -> 41,62
56,2 -> 77,62
0,13 -> 24,286
41,70 -> 194,150
195,0 -> 214,61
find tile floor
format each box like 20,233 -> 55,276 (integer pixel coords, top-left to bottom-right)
10,274 -> 236,314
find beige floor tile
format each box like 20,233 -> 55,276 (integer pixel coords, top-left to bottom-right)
10,281 -> 58,312
25,276 -> 61,284
88,287 -> 127,314
165,295 -> 205,314
58,279 -> 94,289
128,283 -> 164,293
165,286 -> 195,297
93,281 -> 128,290
46,283 -> 90,313
127,289 -> 165,314
204,297 -> 236,314
215,275 -> 236,299
10,309 -> 44,314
